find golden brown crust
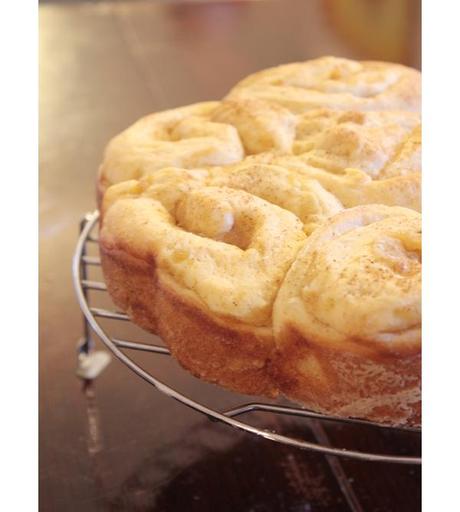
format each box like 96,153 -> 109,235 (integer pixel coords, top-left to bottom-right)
99,243 -> 160,333
155,279 -> 277,396
270,325 -> 420,426
100,240 -> 277,397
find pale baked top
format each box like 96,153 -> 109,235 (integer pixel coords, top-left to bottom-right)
98,102 -> 244,194
273,205 -> 421,354
99,107 -> 420,214
226,56 -> 421,113
104,165 -> 344,235
99,57 -> 420,207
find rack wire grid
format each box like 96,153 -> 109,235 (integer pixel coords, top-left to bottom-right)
73,210 -> 421,465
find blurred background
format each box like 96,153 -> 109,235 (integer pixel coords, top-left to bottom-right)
40,1 -> 421,511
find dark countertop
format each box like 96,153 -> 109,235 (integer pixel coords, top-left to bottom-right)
39,1 -> 421,510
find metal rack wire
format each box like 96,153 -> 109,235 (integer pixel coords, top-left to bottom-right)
73,210 -> 421,465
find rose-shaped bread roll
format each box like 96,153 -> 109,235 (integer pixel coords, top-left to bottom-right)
97,102 -> 245,201
100,180 -> 306,395
272,205 -> 421,426
227,56 -> 420,113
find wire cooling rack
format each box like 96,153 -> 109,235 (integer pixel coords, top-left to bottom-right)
72,210 -> 421,465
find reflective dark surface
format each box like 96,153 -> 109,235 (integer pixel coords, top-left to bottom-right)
40,1 -> 421,510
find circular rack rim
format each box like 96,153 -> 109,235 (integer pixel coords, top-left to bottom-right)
73,210 -> 421,465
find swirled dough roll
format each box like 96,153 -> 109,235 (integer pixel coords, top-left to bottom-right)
97,102 -> 244,200
100,180 -> 306,395
272,205 -> 421,426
